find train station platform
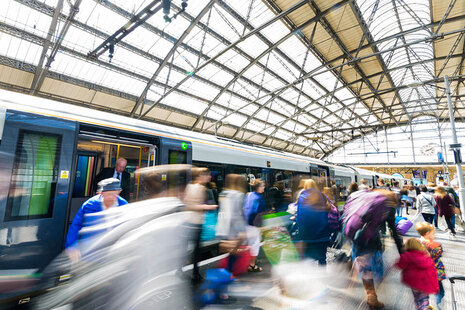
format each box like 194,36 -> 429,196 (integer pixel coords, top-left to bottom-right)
211,215 -> 465,310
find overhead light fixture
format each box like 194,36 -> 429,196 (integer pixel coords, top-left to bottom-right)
406,81 -> 423,88
162,0 -> 172,22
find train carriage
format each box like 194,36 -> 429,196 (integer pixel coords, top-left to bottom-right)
0,89 -> 407,301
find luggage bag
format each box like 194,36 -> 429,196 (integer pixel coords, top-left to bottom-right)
449,275 -> 465,310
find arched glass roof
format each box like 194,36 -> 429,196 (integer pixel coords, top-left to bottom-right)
327,115 -> 465,164
0,0 -> 464,157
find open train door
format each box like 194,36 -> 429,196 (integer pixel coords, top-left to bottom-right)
0,110 -> 77,298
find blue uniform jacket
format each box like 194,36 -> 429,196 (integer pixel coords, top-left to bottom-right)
296,189 -> 331,243
65,195 -> 128,248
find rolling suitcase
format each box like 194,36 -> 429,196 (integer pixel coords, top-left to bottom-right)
449,275 -> 465,310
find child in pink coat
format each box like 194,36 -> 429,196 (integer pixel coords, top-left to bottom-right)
396,238 -> 439,310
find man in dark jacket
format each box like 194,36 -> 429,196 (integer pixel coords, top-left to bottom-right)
94,158 -> 130,201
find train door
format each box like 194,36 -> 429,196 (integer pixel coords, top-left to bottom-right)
0,110 -> 77,275
69,135 -> 157,224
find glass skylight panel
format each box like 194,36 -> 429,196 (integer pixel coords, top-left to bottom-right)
357,0 -> 433,119
157,66 -> 189,86
52,53 -> 146,96
237,35 -> 269,59
275,129 -> 293,141
196,63 -> 234,87
109,0 -> 152,15
110,47 -> 157,78
313,70 -> 339,89
122,26 -> 162,53
82,3 -> 128,35
147,10 -> 190,39
0,1 -> 51,38
146,84 -> 167,101
215,49 -> 249,72
259,19 -> 291,44
60,25 -> 101,55
223,113 -> 247,127
164,92 -> 208,115
43,0 -> 59,6
204,5 -> 241,43
183,80 -> 219,101
278,36 -> 310,68
182,0 -> 207,18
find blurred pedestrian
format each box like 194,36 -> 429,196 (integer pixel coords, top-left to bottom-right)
184,167 -> 218,283
216,174 -> 247,272
243,179 -> 266,272
434,187 -> 456,238
65,178 -> 128,262
296,179 -> 333,265
416,186 -> 436,225
344,190 -> 403,309
395,238 -> 438,310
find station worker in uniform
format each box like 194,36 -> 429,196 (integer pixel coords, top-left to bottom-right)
94,157 -> 131,201
65,178 -> 128,262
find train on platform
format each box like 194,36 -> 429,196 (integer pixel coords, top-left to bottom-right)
0,89 -> 409,301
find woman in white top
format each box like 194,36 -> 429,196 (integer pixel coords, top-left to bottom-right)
416,185 -> 436,224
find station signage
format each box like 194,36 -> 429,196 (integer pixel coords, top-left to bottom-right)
412,170 -> 427,179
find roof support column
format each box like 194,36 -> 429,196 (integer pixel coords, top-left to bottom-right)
29,0 -> 64,94
445,75 -> 465,211
409,121 -> 416,164
385,127 -> 390,164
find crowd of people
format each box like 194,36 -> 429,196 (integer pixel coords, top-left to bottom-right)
53,162 -> 463,309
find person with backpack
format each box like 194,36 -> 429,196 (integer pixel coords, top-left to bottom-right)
343,189 -> 403,309
416,185 -> 436,225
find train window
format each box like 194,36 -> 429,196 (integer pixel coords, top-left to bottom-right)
5,131 -> 61,221
73,155 -> 97,198
169,150 -> 187,164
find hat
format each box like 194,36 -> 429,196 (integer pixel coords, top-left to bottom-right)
97,178 -> 122,192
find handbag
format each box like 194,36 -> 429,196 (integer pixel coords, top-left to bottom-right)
453,206 -> 461,215
218,239 -> 241,254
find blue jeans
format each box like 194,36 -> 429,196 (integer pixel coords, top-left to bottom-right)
396,206 -> 403,217
436,280 -> 444,305
422,213 -> 434,224
304,241 -> 329,265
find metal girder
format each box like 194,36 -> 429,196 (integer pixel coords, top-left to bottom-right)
29,0 -> 64,94
191,0 -> 352,131
349,1 -> 408,122
0,53 -> 322,156
435,0 -> 458,34
0,20 -> 299,136
213,26 -> 465,145
217,1 -> 361,126
306,1 -> 394,125
88,0 -> 162,60
26,0 -> 83,94
215,1 -> 363,138
19,0 -> 317,140
137,0 -> 318,119
130,0 -> 217,117
96,0 -> 321,130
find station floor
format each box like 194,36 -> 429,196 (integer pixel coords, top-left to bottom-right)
208,214 -> 465,310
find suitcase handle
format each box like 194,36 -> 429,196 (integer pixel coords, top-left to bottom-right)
449,276 -> 465,283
